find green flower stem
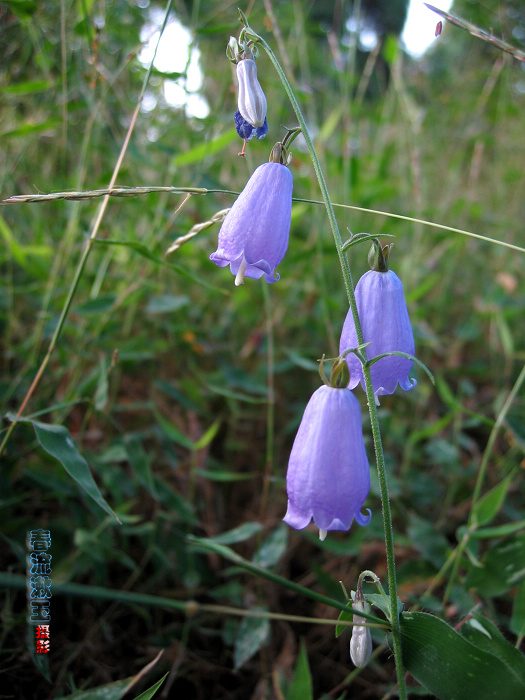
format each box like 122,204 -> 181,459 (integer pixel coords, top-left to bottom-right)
241,15 -> 406,696
187,536 -> 385,625
0,571 -> 387,629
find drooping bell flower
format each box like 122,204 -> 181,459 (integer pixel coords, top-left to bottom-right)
283,358 -> 371,541
340,241 -> 416,397
210,141 -> 293,285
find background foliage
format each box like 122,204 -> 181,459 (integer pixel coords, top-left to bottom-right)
1,0 -> 525,698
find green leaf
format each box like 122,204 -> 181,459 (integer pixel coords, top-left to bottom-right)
65,679 -> 131,699
252,524 -> 288,568
145,295 -> 189,314
195,468 -> 256,482
472,474 -> 513,527
335,608 -> 353,638
464,531 -> 525,596
0,80 -> 53,95
461,520 -> 525,539
206,522 -> 263,546
125,437 -> 157,499
94,357 -> 109,411
511,581 -> 525,637
3,0 -> 37,18
286,639 -> 313,700
12,416 -> 120,523
155,411 -> 194,449
132,672 -> 169,700
233,611 -> 270,670
1,118 -> 61,138
193,418 -> 221,450
0,214 -> 53,269
172,128 -> 238,167
459,614 -> 525,688
399,611 -> 525,699
93,239 -> 228,294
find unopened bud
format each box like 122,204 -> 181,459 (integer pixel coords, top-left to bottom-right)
350,590 -> 372,667
236,58 -> 267,128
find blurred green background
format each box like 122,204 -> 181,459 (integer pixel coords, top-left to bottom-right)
1,0 -> 524,697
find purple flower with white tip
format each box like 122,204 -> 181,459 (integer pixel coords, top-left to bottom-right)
236,57 -> 267,128
340,245 -> 416,397
284,383 -> 371,541
210,156 -> 293,285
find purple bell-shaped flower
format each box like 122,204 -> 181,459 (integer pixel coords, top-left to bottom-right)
210,144 -> 293,285
340,242 -> 416,397
284,359 -> 371,540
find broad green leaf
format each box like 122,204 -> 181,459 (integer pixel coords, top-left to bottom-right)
471,474 -> 512,527
252,524 -> 288,568
0,80 -> 53,95
206,522 -> 263,546
399,611 -> 525,700
511,581 -> 525,637
459,614 -> 525,687
287,639 -> 313,700
233,611 -> 270,670
13,417 -> 120,523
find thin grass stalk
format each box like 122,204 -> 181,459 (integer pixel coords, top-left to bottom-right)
0,0 -> 176,458
240,15 -> 406,696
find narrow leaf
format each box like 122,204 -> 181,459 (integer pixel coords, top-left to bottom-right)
14,417 -> 120,523
472,474 -> 513,527
511,581 -> 525,637
287,639 -> 313,700
234,611 -> 270,670
206,522 -> 263,546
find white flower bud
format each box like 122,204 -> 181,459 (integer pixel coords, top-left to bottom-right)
236,58 -> 267,128
350,595 -> 372,667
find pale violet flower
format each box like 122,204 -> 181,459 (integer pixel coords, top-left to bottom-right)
340,267 -> 416,397
209,160 -> 292,285
284,384 -> 371,541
